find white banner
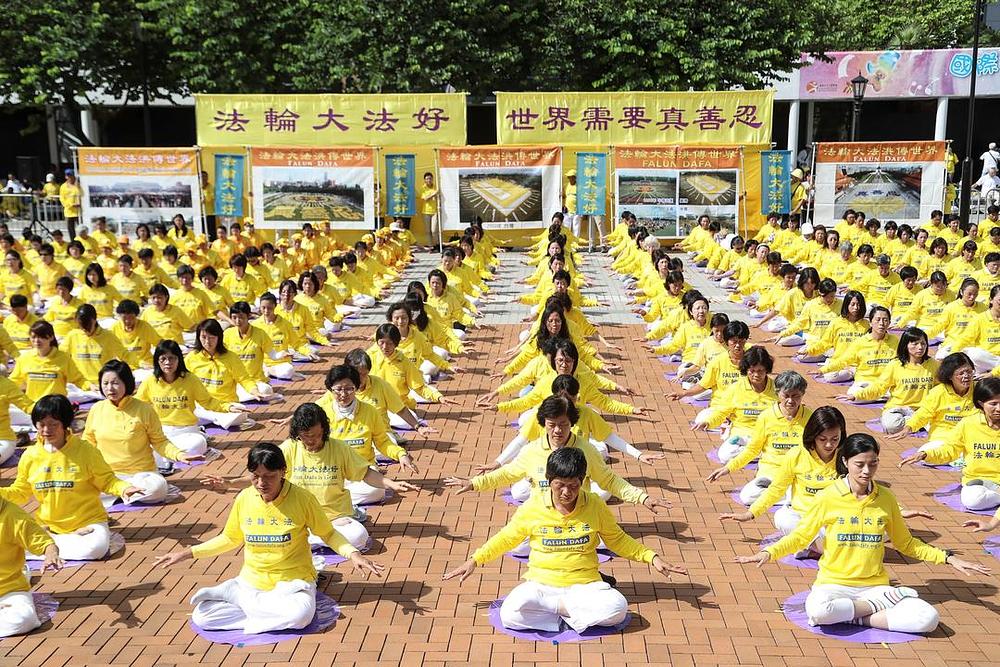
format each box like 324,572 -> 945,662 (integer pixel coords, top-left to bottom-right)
437,146 -> 562,231
249,147 -> 376,230
812,141 -> 947,230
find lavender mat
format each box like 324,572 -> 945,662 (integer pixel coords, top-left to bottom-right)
486,598 -> 631,643
1,448 -> 23,468
374,456 -> 399,466
108,485 -> 182,513
189,592 -> 340,646
782,590 -> 924,644
836,397 -> 886,410
817,377 -> 853,387
985,537 -> 1000,561
901,448 -> 955,471
933,483 -> 998,516
729,490 -> 776,512
312,537 -> 373,567
868,419 -> 927,438
501,489 -> 523,507
709,448 -> 757,471
681,396 -> 710,408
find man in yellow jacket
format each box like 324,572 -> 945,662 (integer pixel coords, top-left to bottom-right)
443,446 -> 686,633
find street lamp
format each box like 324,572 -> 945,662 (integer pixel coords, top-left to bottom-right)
850,72 -> 869,142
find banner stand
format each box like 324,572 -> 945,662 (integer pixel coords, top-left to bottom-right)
433,148 -> 444,254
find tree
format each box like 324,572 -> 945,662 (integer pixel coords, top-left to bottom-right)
825,0 -> 999,50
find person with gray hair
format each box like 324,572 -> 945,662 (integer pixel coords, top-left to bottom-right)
706,370 -> 812,506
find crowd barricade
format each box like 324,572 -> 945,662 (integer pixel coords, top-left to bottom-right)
0,193 -> 71,236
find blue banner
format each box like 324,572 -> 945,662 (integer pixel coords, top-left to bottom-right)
761,150 -> 792,215
214,153 -> 244,217
386,153 -> 416,217
576,152 -> 607,216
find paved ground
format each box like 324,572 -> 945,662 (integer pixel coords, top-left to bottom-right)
2,249 -> 1000,666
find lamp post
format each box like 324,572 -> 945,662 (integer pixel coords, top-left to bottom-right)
133,18 -> 152,147
850,73 -> 869,142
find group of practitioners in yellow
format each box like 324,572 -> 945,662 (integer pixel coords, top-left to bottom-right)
2,201 -> 1000,643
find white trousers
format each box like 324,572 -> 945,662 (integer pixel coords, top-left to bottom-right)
163,424 -> 208,456
717,434 -> 752,463
880,407 -> 915,435
0,590 -> 40,638
0,439 -> 15,465
500,580 -> 627,633
265,362 -> 296,380
777,333 -> 805,347
66,384 -> 102,403
26,522 -> 111,561
307,517 -> 369,551
960,480 -> 1000,511
191,577 -> 317,635
345,477 -> 385,506
237,381 -> 274,402
194,406 -> 247,430
805,584 -> 939,633
352,294 -> 376,309
101,471 -> 169,507
822,368 -> 854,384
964,347 -> 1000,375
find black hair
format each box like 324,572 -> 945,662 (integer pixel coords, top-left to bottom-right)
230,301 -> 252,316
98,359 -> 136,396
402,292 -> 430,330
199,266 -> 219,281
545,447 -> 587,482
9,294 -> 27,309
798,267 -> 820,290
290,402 -> 331,442
535,395 -> 579,426
802,406 -> 847,453
723,320 -> 750,342
152,339 -> 189,380
551,373 -> 580,397
55,276 -> 73,292
974,377 -> 1000,409
138,248 -> 154,260
75,304 -> 97,330
193,319 -> 227,354
115,299 -> 141,316
407,281 -> 428,301
386,301 -> 411,327
739,345 -> 774,375
247,442 -> 286,473
545,338 -> 580,373
31,394 -> 75,428
709,313 -> 730,329
175,264 -> 194,279
85,262 -> 107,287
818,278 -> 837,295
30,320 -> 56,344
896,327 -> 929,364
836,433 -> 880,477
840,290 -> 866,319
427,269 -> 447,286
325,363 -> 361,389
375,323 -> 401,345
259,291 -> 277,305
535,302 -> 569,350
898,266 -> 918,281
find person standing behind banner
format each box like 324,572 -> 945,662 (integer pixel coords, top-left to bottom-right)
59,170 -> 80,239
419,172 -> 439,248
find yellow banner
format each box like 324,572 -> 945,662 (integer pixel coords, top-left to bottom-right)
77,147 -> 198,175
496,91 -> 773,146
195,93 -> 467,147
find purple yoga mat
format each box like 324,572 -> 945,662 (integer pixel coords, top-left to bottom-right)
794,356 -> 823,366
709,448 -> 757,471
900,448 -> 956,471
108,485 -> 182,513
189,592 -> 340,647
356,488 -> 395,508
729,490 -> 776,513
817,377 -> 853,387
374,456 -> 399,466
836,397 -> 886,410
933,483 -> 998,516
985,538 -> 1000,561
1,447 -> 23,468
782,590 -> 924,644
663,371 -> 678,381
506,548 -> 614,564
867,419 -> 927,438
681,396 -> 710,408
501,489 -> 523,507
486,598 -> 631,643
312,537 -> 373,567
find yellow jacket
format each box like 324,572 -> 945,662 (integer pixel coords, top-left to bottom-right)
186,349 -> 258,403
961,310 -> 1000,355
749,445 -> 838,518
110,320 -> 160,368
471,489 -> 655,587
368,345 -> 441,408
191,482 -> 357,590
0,500 -> 54,597
0,435 -> 130,533
852,359 -> 937,408
83,396 -> 182,474
927,300 -> 986,344
320,399 -> 405,464
820,334 -> 898,385
44,297 -> 83,338
63,327 -> 133,385
136,374 -> 231,427
10,348 -> 89,400
896,287 -> 953,331
498,365 -> 634,416
279,437 -> 372,521
223,326 -> 273,384
925,412 -> 1000,485
702,377 -> 777,435
726,404 -> 813,477
141,304 -> 193,343
802,317 -> 869,358
905,384 -> 975,441
765,480 -> 946,587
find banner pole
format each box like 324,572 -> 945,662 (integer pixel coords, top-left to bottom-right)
71,146 -> 80,240
804,143 -> 817,230
435,148 -> 444,255
194,146 -> 206,237
738,147 -> 747,240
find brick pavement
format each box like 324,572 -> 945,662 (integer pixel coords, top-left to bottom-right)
2,250 -> 1000,666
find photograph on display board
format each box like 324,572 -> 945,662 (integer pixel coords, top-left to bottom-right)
679,206 -> 737,237
678,171 -> 738,206
833,165 -> 921,219
619,175 -> 677,206
458,168 -> 543,224
633,206 -> 681,237
82,175 -> 200,233
260,166 -> 366,224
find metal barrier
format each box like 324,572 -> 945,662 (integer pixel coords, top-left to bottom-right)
0,193 -> 71,236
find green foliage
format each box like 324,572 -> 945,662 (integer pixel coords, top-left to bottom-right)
825,0 -> 998,51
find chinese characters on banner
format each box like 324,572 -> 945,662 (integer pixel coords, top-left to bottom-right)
436,146 -> 562,231
196,94 -> 467,147
385,154 -> 416,217
77,147 -> 204,236
249,147 -> 376,230
576,152 -> 607,216
613,146 -> 742,239
214,154 -> 245,218
761,150 -> 792,215
496,91 -> 773,145
812,141 -> 947,228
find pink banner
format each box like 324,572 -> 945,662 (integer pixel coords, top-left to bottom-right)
799,49 -> 1000,99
